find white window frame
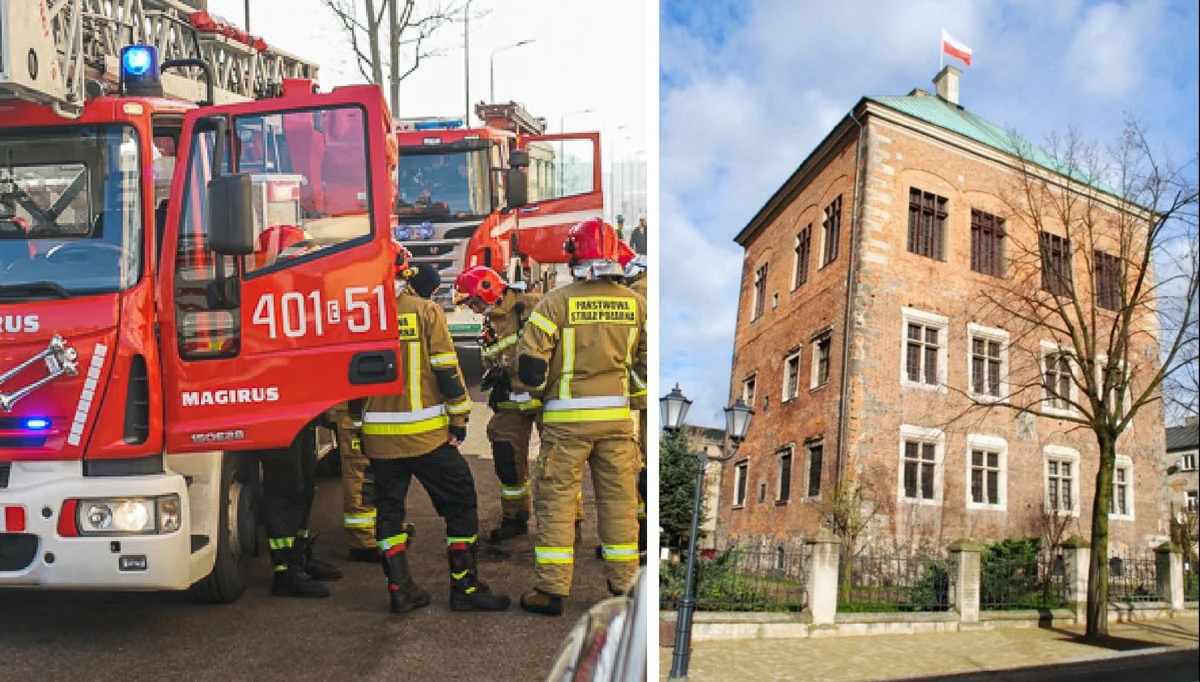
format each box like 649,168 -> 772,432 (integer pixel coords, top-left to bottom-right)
1187,490 -> 1198,513
750,262 -> 768,321
897,424 -> 945,505
732,459 -> 749,508
782,348 -> 802,402
1182,453 -> 1198,471
804,439 -> 825,500
1109,454 -> 1135,521
743,374 -> 757,408
776,445 -> 794,503
810,331 -> 832,389
900,307 -> 949,393
966,323 -> 1010,403
1043,445 -> 1081,517
1095,355 -> 1132,420
965,434 -> 1008,511
1040,341 -> 1079,418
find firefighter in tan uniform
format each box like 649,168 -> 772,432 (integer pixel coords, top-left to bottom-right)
623,253 -> 649,564
516,219 -> 647,616
360,248 -> 510,613
332,399 -> 378,561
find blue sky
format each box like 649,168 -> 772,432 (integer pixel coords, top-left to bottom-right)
660,0 -> 1200,426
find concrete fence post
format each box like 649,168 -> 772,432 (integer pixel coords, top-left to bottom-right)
805,531 -> 842,626
948,539 -> 982,623
1155,542 -> 1184,610
1061,535 -> 1090,619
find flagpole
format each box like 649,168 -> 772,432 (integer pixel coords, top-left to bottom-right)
939,28 -> 944,71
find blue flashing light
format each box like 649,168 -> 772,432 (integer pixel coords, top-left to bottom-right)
24,418 -> 50,431
394,225 -> 412,241
414,119 -> 463,131
122,46 -> 155,77
417,222 -> 435,240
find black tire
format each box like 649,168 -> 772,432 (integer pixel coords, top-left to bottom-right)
189,452 -> 259,603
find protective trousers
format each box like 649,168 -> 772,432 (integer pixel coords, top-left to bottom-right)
486,409 -> 534,520
533,424 -> 639,596
370,443 -> 480,569
636,409 -> 647,552
336,413 -> 375,550
261,432 -> 317,570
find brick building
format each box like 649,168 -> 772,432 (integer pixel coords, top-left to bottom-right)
719,67 -> 1169,555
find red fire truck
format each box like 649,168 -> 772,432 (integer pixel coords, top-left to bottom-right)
393,102 -> 604,351
1,0 -> 403,602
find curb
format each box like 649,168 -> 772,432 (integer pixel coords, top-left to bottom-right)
898,643 -> 1200,681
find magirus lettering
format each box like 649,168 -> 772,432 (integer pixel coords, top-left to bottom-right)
181,387 -> 280,407
2,315 -> 39,333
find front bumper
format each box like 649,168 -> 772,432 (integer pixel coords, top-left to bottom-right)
0,460 -> 192,590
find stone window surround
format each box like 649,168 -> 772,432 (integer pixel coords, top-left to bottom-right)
732,458 -> 749,509
966,323 -> 1010,404
810,328 -> 833,389
1043,444 -> 1081,518
776,445 -> 794,504
781,347 -> 802,403
900,307 -> 949,393
1110,454 -> 1135,521
1095,354 -> 1131,420
965,433 -> 1008,512
1040,341 -> 1079,418
897,424 -> 946,506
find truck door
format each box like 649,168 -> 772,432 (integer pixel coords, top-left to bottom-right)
509,132 -> 604,263
158,86 -> 402,453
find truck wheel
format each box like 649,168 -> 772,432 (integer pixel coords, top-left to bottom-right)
189,452 -> 259,603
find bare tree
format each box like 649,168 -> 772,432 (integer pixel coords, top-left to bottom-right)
818,475 -> 881,602
952,120 -> 1199,638
321,0 -> 463,114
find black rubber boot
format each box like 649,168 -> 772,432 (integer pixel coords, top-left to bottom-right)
520,588 -> 565,616
271,566 -> 331,598
448,541 -> 511,612
608,580 -> 627,598
297,532 -> 343,581
488,513 -> 529,543
382,549 -> 431,614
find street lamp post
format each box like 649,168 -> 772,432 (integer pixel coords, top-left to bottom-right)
463,0 -> 471,125
661,385 -> 753,681
559,108 -> 593,134
490,39 -> 534,103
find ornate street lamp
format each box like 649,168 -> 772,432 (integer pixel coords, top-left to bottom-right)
662,385 -> 753,680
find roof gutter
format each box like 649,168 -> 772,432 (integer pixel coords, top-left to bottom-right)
835,103 -> 869,491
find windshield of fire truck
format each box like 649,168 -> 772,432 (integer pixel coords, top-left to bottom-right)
396,147 -> 492,218
0,126 -> 141,298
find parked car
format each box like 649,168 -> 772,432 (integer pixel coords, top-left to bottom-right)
546,570 -> 647,681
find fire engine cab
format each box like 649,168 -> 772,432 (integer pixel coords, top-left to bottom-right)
1,0 -> 403,602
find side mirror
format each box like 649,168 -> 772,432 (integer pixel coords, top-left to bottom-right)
506,168 -> 528,209
509,149 -> 530,169
207,173 -> 255,255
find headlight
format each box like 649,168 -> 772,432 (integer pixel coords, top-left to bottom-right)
75,495 -> 181,535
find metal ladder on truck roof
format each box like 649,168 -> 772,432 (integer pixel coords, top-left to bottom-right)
1,0 -> 320,117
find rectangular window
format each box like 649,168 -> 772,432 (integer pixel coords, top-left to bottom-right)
1183,454 -> 1197,471
794,225 -> 812,287
752,263 -> 769,319
812,332 -> 832,388
1110,466 -> 1129,516
970,449 -> 1002,506
821,196 -> 842,266
777,448 -> 793,502
807,442 -> 824,497
1094,250 -> 1122,312
908,188 -> 948,260
970,209 -> 1005,276
733,461 -> 748,507
1187,490 -> 1198,513
971,337 -> 1003,397
1099,361 -> 1128,418
1047,460 -> 1074,512
1043,352 -> 1073,411
903,440 -> 938,500
783,351 -> 801,401
743,375 -> 757,408
1040,232 -> 1072,297
906,322 -> 941,385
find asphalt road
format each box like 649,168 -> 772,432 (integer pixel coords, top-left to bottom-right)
0,433 -> 613,681
908,648 -> 1200,682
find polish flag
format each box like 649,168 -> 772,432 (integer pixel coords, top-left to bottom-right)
942,29 -> 972,66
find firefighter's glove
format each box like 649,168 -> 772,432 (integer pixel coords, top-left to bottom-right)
448,425 -> 467,446
478,328 -> 498,348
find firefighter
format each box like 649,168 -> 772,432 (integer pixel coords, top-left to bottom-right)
454,266 -> 540,545
360,247 -> 510,613
261,425 -> 344,598
623,251 -> 649,564
333,399 -> 378,562
516,218 -> 647,616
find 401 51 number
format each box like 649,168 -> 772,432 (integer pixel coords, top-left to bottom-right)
252,286 -> 388,339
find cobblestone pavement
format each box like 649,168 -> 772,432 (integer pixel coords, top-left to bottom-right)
659,614 -> 1199,681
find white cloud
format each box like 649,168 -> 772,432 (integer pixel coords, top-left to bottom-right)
1064,0 -> 1163,96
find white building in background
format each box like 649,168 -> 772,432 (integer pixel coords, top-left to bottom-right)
603,156 -> 648,232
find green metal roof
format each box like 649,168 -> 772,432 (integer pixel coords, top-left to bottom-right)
867,94 -> 1121,197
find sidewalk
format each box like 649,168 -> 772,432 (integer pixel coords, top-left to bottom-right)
660,614 -> 1199,681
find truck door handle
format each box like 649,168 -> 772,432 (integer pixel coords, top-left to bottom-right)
348,350 -> 398,385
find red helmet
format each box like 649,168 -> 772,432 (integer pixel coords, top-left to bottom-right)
616,239 -> 636,268
454,265 -> 504,306
564,218 -> 623,278
255,224 -> 310,269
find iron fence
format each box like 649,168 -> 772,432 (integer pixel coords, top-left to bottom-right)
837,551 -> 955,613
659,545 -> 809,612
1106,552 -> 1161,602
979,552 -> 1068,610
